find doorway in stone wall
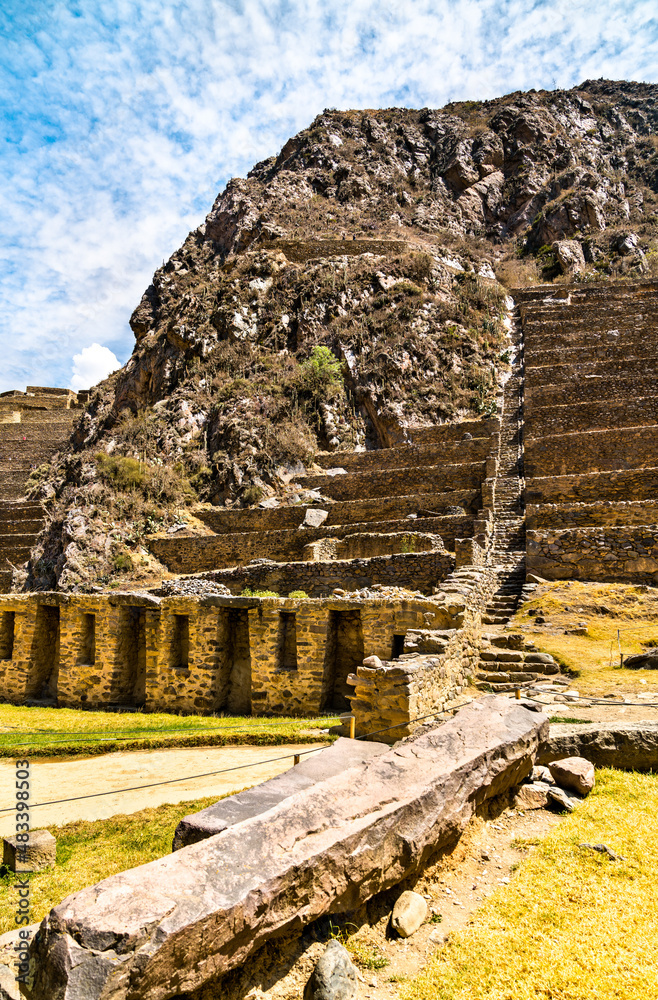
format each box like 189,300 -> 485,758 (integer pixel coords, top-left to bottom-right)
321,610 -> 364,712
226,609 -> 252,714
28,605 -> 59,701
128,607 -> 147,707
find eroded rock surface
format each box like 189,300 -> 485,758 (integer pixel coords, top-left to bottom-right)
30,696 -> 547,1000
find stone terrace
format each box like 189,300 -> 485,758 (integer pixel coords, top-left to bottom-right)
148,419 -> 500,591
518,279 -> 658,583
0,387 -> 83,591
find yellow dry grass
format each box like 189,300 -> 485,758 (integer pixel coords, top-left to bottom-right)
404,769 -> 658,1000
511,581 -> 658,695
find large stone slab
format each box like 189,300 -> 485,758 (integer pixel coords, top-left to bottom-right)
538,722 -> 658,771
173,737 -> 390,849
29,697 -> 547,1000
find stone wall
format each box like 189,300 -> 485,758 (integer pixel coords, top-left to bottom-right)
148,515 -> 470,573
525,468 -> 658,506
524,426 -> 658,478
526,500 -> 658,530
203,549 -> 455,597
195,489 -> 480,534
348,565 -> 500,742
0,591 -> 442,716
525,398 -> 658,438
527,526 -> 658,583
296,460 -> 486,501
313,437 -> 490,471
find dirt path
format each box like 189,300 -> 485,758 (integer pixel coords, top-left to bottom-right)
0,742 -> 326,835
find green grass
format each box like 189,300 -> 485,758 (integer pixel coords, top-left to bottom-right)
0,793 -> 240,934
404,769 -> 658,1000
0,704 -> 338,758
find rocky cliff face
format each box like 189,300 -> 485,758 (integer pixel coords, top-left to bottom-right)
25,79 -> 658,590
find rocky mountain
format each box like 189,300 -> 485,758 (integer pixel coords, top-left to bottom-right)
24,78 -> 658,590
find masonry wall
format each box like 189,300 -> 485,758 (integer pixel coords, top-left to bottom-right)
524,426 -> 658,478
0,592 -> 443,717
526,526 -> 658,583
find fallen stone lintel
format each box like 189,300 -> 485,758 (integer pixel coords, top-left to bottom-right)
539,722 -> 658,771
29,696 -> 548,1000
173,737 -> 389,850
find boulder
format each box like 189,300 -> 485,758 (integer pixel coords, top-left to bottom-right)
538,723 -> 658,772
530,764 -> 554,784
623,650 -> 658,669
390,890 -> 428,938
303,508 -> 329,528
514,782 -> 550,810
553,239 -> 585,274
0,964 -> 20,1000
29,697 -> 547,1000
304,940 -> 358,1000
549,757 -> 595,796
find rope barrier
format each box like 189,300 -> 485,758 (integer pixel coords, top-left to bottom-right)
4,692 -> 658,815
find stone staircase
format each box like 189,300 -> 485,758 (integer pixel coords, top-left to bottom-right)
0,388 -> 81,592
475,632 -> 560,692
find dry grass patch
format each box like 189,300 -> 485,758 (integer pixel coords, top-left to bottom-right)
0,704 -> 337,758
511,580 -> 658,695
404,769 -> 658,1000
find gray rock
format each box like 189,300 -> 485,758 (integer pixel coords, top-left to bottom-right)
304,941 -> 358,1000
514,782 -> 550,810
391,890 -> 428,937
553,239 -> 586,274
623,649 -> 658,669
538,723 -> 658,772
0,965 -> 20,1000
530,764 -> 553,783
30,697 -> 547,1000
547,786 -> 576,812
549,757 -> 595,796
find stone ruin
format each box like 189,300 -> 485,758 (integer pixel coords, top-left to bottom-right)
2,277 -> 658,998
1,279 -> 657,736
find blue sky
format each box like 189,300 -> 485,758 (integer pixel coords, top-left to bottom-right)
1,0 -> 656,393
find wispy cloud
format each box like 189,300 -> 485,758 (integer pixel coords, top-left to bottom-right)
0,0 -> 656,392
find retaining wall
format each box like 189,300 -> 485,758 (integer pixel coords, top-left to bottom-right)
526,500 -> 658,530
524,426 -> 658,479
527,526 -> 658,583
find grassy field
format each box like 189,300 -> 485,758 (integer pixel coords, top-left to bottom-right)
0,704 -> 339,758
511,580 -> 658,695
405,768 -> 658,1000
0,793 -> 242,934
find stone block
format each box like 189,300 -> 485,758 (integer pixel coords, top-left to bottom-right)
30,697 -> 547,1000
2,831 -> 55,873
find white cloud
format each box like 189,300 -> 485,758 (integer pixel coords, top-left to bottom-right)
0,0 -> 656,393
70,343 -> 120,391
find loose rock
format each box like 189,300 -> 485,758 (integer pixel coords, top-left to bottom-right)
547,786 -> 576,812
304,940 -> 358,1000
514,782 -> 550,810
549,756 -> 595,796
391,890 -> 428,938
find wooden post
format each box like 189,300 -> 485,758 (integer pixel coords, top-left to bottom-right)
349,715 -> 356,739
293,754 -> 301,766
515,687 -> 521,700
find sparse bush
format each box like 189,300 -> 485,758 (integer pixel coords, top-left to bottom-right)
295,346 -> 344,398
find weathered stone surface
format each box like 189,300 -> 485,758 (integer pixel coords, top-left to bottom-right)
391,890 -> 428,937
29,697 -> 547,1000
530,764 -> 554,783
623,649 -> 658,669
538,722 -> 658,771
303,508 -> 329,528
304,940 -> 358,1000
173,737 -> 389,849
547,786 -> 576,812
0,964 -> 20,1000
3,831 -> 55,873
549,756 -> 595,796
553,239 -> 586,274
514,781 -> 550,810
